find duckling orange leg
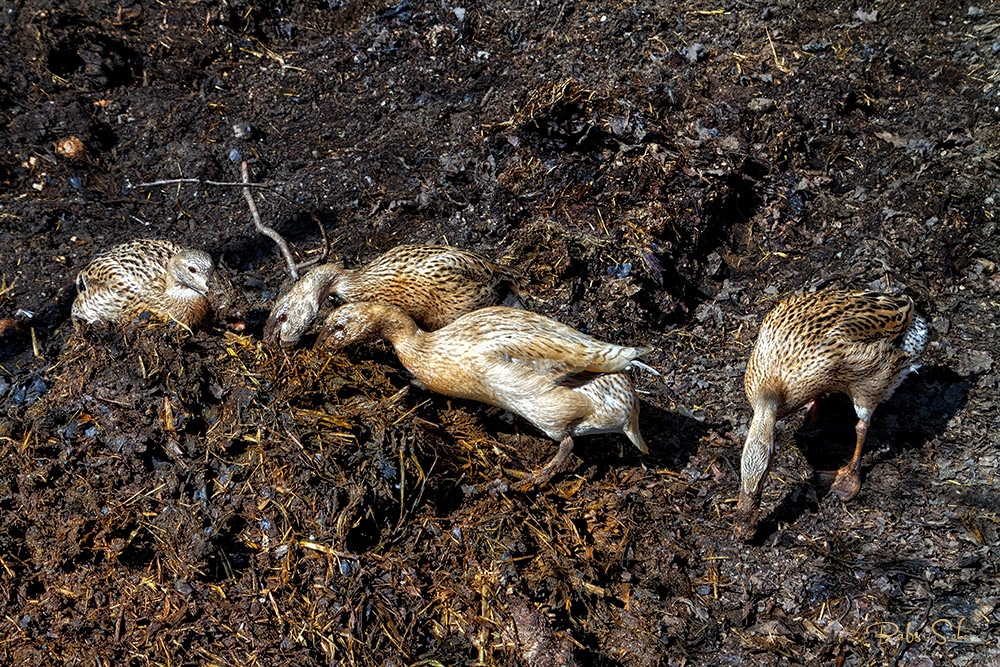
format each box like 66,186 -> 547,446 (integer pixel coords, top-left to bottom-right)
817,418 -> 868,500
516,437 -> 575,490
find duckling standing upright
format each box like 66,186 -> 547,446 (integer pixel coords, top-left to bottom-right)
72,239 -> 215,331
264,244 -> 521,347
316,303 -> 649,486
738,290 -> 929,529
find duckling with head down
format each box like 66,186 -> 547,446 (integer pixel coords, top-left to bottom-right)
72,239 -> 215,331
264,244 -> 521,347
737,290 -> 929,533
316,303 -> 649,487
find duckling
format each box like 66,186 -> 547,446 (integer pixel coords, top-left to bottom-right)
71,239 -> 215,331
316,303 -> 649,486
737,290 -> 929,530
264,244 -> 521,347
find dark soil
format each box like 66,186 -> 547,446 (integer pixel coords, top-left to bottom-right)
1,1 -> 998,665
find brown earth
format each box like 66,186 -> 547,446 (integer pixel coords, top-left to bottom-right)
1,1 -> 998,665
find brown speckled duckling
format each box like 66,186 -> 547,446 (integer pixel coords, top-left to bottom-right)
264,244 -> 521,347
316,303 -> 648,486
72,239 -> 215,331
738,290 -> 929,530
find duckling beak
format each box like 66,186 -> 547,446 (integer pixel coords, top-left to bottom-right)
734,519 -> 758,542
735,492 -> 760,541
180,274 -> 210,296
197,273 -> 220,297
262,319 -> 298,349
275,334 -> 298,350
313,328 -> 330,350
262,320 -> 279,346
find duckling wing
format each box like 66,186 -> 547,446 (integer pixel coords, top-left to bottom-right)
404,247 -> 513,287
80,241 -> 176,294
447,251 -> 521,283
471,317 -> 647,375
78,254 -> 146,295
823,291 -> 914,344
359,245 -> 456,275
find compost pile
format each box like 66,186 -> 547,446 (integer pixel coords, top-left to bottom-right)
1,1 -> 998,664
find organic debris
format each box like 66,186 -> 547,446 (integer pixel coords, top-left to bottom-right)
1,0 -> 998,665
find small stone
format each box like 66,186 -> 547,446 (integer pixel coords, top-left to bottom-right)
55,136 -> 86,158
801,40 -> 831,53
960,349 -> 993,375
608,116 -> 631,138
681,43 -> 708,63
29,377 -> 46,396
855,8 -> 878,23
748,97 -> 775,113
607,261 -> 632,278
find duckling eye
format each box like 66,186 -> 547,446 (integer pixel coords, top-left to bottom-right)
333,322 -> 345,332
277,313 -> 288,323
188,266 -> 198,274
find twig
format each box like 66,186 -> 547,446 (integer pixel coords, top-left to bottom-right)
132,167 -> 332,279
765,26 -> 791,74
239,163 -> 331,279
310,215 -> 331,266
131,177 -> 271,189
129,178 -> 271,189
298,540 -> 357,559
241,161 -> 300,280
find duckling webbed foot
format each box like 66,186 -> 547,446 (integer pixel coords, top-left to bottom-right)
515,436 -> 574,491
816,417 -> 868,500
815,466 -> 861,500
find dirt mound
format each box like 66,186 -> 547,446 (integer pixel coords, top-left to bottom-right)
1,0 -> 998,664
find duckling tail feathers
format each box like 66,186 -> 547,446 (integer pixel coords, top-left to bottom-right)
627,358 -> 660,377
626,426 -> 648,454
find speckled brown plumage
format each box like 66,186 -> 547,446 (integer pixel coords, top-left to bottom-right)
264,244 -> 521,347
316,303 -> 648,486
738,290 -> 929,530
72,239 -> 215,331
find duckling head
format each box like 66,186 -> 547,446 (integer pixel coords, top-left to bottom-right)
313,302 -> 408,351
264,263 -> 346,347
736,393 -> 779,536
170,249 -> 214,296
264,289 -> 321,347
737,433 -> 771,530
